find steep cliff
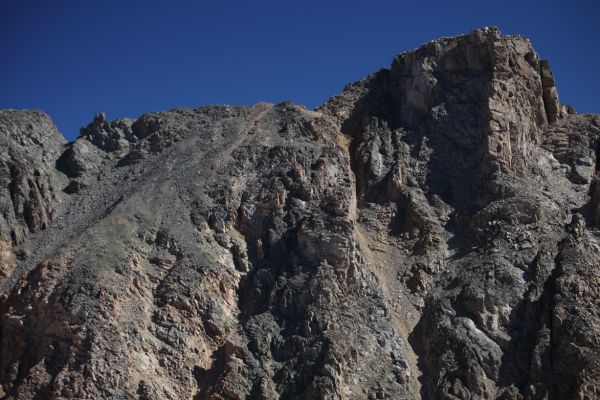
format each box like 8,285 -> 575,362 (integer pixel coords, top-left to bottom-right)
0,27 -> 598,400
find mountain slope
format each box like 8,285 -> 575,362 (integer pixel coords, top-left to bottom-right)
0,27 -> 598,400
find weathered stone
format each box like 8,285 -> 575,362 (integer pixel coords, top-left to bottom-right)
0,110 -> 66,286
0,28 -> 598,400
540,60 -> 561,124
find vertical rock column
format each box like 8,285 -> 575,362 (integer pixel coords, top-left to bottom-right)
540,59 -> 561,124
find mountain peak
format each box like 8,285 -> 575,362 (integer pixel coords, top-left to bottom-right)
0,29 -> 598,399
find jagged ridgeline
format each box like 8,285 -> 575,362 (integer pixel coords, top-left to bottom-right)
0,27 -> 599,400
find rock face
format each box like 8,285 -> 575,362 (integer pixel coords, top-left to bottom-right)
0,110 -> 66,288
0,27 -> 598,400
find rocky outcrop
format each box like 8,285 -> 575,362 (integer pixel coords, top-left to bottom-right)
0,27 -> 598,399
0,110 -> 66,286
320,27 -> 599,400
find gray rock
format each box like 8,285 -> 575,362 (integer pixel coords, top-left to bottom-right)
0,27 -> 599,400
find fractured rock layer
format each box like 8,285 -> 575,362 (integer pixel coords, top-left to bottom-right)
0,27 -> 598,400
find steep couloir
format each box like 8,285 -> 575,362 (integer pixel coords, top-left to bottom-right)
0,27 -> 598,400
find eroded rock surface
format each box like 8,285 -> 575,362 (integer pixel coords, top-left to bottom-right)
0,110 -> 66,287
0,27 -> 598,400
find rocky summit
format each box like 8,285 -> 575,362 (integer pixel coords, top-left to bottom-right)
0,27 -> 599,400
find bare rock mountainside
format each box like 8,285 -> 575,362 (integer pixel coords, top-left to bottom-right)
0,27 -> 599,400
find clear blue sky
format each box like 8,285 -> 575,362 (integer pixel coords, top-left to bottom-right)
1,0 -> 598,140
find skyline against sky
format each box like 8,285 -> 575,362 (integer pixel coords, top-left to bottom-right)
1,0 -> 599,140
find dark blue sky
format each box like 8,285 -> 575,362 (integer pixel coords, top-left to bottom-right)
1,0 -> 598,140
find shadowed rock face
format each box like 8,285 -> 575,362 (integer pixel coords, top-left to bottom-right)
0,27 -> 598,400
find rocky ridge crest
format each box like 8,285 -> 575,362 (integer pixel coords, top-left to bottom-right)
0,27 -> 598,400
